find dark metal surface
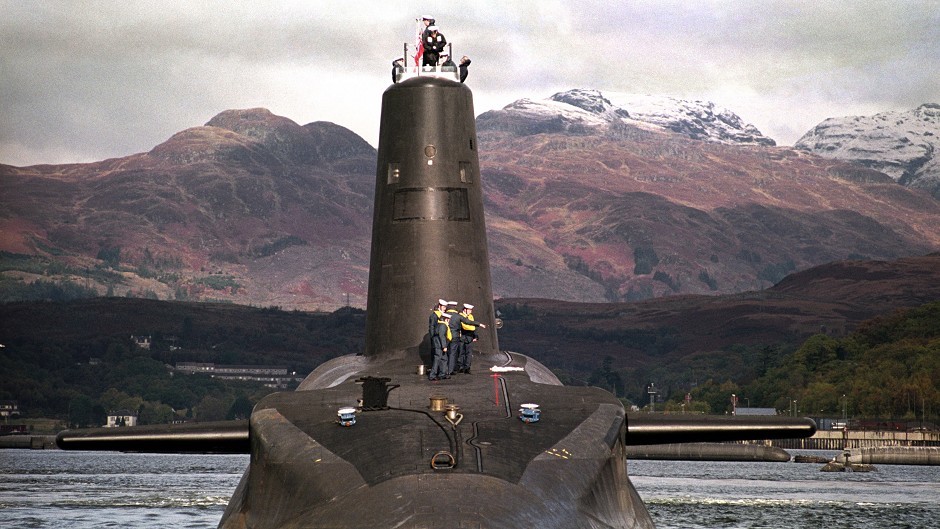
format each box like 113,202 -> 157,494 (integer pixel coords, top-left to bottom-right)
56,420 -> 248,453
220,352 -> 654,529
364,76 -> 498,359
626,414 -> 817,445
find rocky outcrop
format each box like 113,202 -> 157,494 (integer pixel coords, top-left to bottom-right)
795,103 -> 940,197
477,88 -> 776,146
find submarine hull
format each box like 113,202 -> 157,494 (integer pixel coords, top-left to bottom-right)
218,352 -> 654,529
216,74 -> 655,529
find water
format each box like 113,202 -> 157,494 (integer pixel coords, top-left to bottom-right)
1,449 -> 938,528
0,450 -> 246,528
630,450 -> 940,528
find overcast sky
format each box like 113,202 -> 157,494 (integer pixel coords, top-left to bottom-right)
2,1 -> 938,167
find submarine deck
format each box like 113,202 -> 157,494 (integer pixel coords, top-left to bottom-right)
254,351 -> 625,487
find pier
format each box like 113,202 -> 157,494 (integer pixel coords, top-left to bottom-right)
771,428 -> 940,450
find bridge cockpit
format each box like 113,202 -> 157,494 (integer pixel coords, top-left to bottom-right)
394,42 -> 461,83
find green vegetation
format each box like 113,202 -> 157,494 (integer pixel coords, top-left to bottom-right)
633,246 -> 659,275
666,301 -> 940,419
0,299 -> 365,426
497,297 -> 938,421
758,259 -> 796,284
0,252 -> 126,302
253,235 -> 307,257
0,278 -> 99,303
698,269 -> 718,290
96,246 -> 121,267
195,275 -> 242,293
2,295 -> 936,428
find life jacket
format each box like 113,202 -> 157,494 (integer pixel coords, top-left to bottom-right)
445,309 -> 459,341
460,311 -> 475,331
432,309 -> 451,341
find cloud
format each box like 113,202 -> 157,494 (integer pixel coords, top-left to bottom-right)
1,0 -> 938,166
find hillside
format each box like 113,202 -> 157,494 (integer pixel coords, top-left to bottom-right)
2,95 -> 939,309
2,254 -> 937,419
478,90 -> 939,301
493,253 -> 940,402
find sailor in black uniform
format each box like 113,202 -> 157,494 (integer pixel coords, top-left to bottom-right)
456,303 -> 485,373
391,57 -> 404,83
440,51 -> 457,73
447,303 -> 486,375
459,56 -> 471,83
422,25 -> 446,68
428,299 -> 449,380
456,303 -> 486,375
430,312 -> 453,380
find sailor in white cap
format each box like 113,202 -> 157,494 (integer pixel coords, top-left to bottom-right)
445,302 -> 487,375
391,56 -> 405,83
455,303 -> 485,373
427,299 -> 449,380
419,15 -> 436,51
440,50 -> 457,73
429,311 -> 453,380
429,299 -> 447,342
422,24 -> 447,67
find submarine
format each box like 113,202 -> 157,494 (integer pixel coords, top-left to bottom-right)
58,47 -> 816,529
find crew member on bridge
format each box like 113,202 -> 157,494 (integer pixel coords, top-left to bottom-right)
459,56 -> 471,83
391,57 -> 405,83
422,25 -> 447,68
440,51 -> 457,73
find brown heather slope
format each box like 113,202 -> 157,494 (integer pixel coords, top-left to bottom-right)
0,109 -> 376,309
479,123 -> 940,302
493,253 -> 940,396
2,253 -> 934,409
1,107 -> 939,309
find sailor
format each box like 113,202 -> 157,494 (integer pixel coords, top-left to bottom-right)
419,15 -> 435,41
429,312 -> 453,380
444,301 -> 461,375
422,25 -> 447,68
428,300 -> 449,381
459,55 -> 471,83
447,302 -> 486,374
391,57 -> 405,83
414,15 -> 435,67
440,51 -> 457,73
456,303 -> 485,373
428,298 -> 447,345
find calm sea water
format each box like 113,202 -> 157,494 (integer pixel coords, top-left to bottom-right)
1,449 -> 938,528
630,450 -> 940,529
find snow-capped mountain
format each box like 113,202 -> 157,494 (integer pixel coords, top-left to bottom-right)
477,88 -> 776,147
795,104 -> 940,197
602,92 -> 776,146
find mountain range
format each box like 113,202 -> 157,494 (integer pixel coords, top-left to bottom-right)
1,92 -> 938,310
795,103 -> 940,198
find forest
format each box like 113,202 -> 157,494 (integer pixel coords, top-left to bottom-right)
1,297 -> 937,429
663,301 -> 940,422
